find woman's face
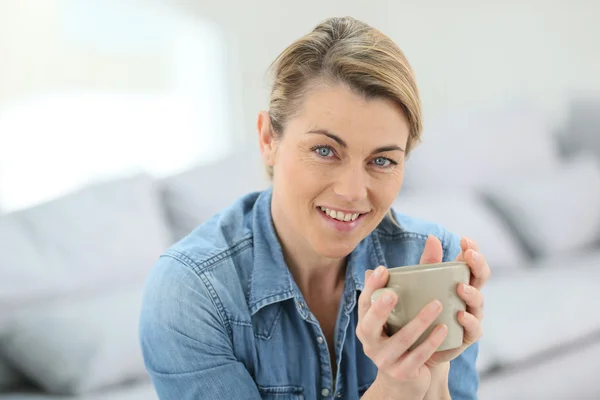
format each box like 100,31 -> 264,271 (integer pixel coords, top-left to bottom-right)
258,83 -> 410,260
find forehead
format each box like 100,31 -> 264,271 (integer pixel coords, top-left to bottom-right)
292,83 -> 410,142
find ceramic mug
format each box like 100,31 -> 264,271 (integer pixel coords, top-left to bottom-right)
371,261 -> 470,352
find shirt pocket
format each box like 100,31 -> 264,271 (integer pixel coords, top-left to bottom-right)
258,385 -> 304,400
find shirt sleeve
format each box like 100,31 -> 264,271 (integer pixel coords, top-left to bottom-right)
443,230 -> 481,400
139,254 -> 262,400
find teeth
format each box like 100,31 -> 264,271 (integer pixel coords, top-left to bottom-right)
319,207 -> 362,222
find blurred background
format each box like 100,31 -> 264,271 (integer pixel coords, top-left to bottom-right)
1,1 -> 599,399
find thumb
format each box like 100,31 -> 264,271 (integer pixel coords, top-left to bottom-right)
419,234 -> 443,264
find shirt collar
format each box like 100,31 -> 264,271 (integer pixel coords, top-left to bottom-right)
248,187 -> 385,315
248,188 -> 296,314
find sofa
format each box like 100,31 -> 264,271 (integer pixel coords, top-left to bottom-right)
1,99 -> 599,399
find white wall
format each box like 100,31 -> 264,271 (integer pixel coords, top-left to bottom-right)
0,0 -> 237,212
1,1 -> 598,212
177,0 -> 600,137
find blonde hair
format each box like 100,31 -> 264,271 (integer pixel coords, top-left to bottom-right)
266,16 -> 422,223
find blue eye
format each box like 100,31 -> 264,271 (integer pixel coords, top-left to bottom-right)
314,146 -> 334,158
373,157 -> 391,167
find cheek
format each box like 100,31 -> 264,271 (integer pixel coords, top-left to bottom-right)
274,150 -> 321,198
372,170 -> 404,206
285,151 -> 332,186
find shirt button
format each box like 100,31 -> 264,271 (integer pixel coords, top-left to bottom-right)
317,336 -> 324,344
298,302 -> 305,310
321,388 -> 330,397
337,392 -> 342,398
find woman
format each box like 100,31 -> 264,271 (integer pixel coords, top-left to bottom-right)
140,16 -> 490,400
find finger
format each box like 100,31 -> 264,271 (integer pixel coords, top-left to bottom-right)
358,266 -> 389,321
419,234 -> 443,264
458,311 -> 483,345
465,249 -> 491,290
358,290 -> 398,344
455,237 -> 478,262
389,324 -> 448,378
461,237 -> 479,252
457,283 -> 484,320
373,300 -> 443,369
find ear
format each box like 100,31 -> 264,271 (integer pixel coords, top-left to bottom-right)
257,111 -> 278,167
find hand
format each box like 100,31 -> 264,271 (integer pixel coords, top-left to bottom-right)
421,235 -> 491,367
357,265 -> 449,399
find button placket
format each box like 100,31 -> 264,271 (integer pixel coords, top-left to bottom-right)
296,301 -> 309,319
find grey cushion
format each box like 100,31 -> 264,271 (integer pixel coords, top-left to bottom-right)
0,173 -> 171,310
0,287 -> 148,395
160,147 -> 270,241
404,103 -> 559,190
0,380 -> 157,400
557,96 -> 600,158
393,190 -> 526,273
0,358 -> 26,391
478,336 -> 600,400
483,153 -> 600,259
479,250 -> 600,371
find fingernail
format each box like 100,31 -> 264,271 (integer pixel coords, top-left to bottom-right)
382,294 -> 394,305
428,300 -> 442,312
462,283 -> 471,294
438,324 -> 448,335
471,251 -> 479,262
373,266 -> 385,279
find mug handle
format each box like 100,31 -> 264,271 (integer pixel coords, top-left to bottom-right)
371,288 -> 406,327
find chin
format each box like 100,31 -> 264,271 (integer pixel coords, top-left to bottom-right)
312,239 -> 358,260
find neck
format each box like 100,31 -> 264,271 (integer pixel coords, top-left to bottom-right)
271,204 -> 346,297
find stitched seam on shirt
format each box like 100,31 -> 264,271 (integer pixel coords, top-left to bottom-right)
375,231 -> 454,261
165,237 -> 253,275
161,252 -> 234,340
229,319 -> 252,327
370,234 -> 386,266
251,290 -> 295,311
376,231 -> 430,240
254,304 -> 283,340
198,272 -> 233,339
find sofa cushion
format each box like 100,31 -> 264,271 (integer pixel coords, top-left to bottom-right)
478,336 -> 600,400
160,147 -> 270,241
0,173 -> 171,310
557,96 -> 600,159
483,153 -> 600,259
403,102 -> 559,190
393,190 -> 526,272
0,287 -> 148,395
0,380 -> 157,400
0,358 -> 26,391
478,249 -> 600,370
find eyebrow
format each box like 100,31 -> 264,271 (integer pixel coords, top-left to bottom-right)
306,128 -> 405,154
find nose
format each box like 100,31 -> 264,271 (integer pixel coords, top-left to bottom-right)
333,163 -> 368,203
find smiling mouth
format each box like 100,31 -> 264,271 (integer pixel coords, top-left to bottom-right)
318,206 -> 367,222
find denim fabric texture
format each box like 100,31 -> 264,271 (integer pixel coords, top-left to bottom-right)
140,188 -> 479,399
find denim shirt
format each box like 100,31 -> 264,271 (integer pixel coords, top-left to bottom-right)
139,188 -> 479,400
